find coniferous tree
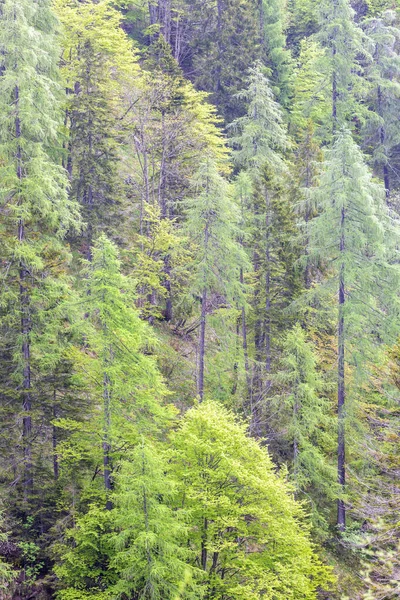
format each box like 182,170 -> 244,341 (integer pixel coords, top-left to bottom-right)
309,129 -> 400,530
75,234 -> 171,506
362,10 -> 400,198
274,324 -> 336,532
316,0 -> 367,134
184,159 -> 247,401
55,0 -> 139,256
0,0 -> 81,504
230,63 -> 294,430
110,441 -> 201,600
259,0 -> 293,106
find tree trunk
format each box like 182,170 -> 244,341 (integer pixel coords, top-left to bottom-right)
337,206 -> 346,531
198,286 -> 207,402
377,85 -> 390,200
52,398 -> 59,481
16,84 -> 33,501
201,518 -> 208,571
103,371 -> 112,510
265,193 -> 271,380
240,268 -> 252,399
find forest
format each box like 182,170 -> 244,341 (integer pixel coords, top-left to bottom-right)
1,0 -> 400,598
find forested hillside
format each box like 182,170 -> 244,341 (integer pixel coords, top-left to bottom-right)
1,0 -> 400,598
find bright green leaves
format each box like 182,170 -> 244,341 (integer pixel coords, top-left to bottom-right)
171,401 -> 334,598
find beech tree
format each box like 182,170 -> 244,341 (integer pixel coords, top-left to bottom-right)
170,401 -> 334,599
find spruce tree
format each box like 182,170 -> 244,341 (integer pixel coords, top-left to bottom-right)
55,0 -> 138,256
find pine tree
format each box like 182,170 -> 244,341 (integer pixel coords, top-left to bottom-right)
0,0 -> 81,503
309,129 -> 400,530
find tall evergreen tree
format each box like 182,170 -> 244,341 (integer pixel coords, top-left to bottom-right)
55,0 -> 139,256
274,324 -> 336,532
362,10 -> 400,198
78,234 -> 171,505
0,0 -> 81,502
184,159 -> 247,401
309,129 -> 400,530
259,0 -> 293,106
316,0 -> 367,134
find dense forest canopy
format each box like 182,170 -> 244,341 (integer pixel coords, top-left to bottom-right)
1,0 -> 400,598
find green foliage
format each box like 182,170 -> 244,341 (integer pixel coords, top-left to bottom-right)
230,61 -> 289,174
184,160 -> 246,301
110,441 -> 201,600
170,400 -> 334,598
274,324 -> 337,532
316,0 -> 369,133
310,130 -> 399,357
260,0 -> 294,105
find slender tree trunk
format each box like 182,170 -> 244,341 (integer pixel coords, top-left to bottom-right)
52,397 -> 59,481
265,195 -> 271,380
377,85 -> 390,200
231,315 -> 240,396
198,286 -> 207,402
148,0 -> 159,43
293,382 -> 300,483
337,206 -> 346,531
103,371 -> 112,510
201,518 -> 208,571
252,246 -> 263,436
259,0 -> 265,47
215,0 -> 223,94
16,84 -> 33,501
240,268 -> 251,398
